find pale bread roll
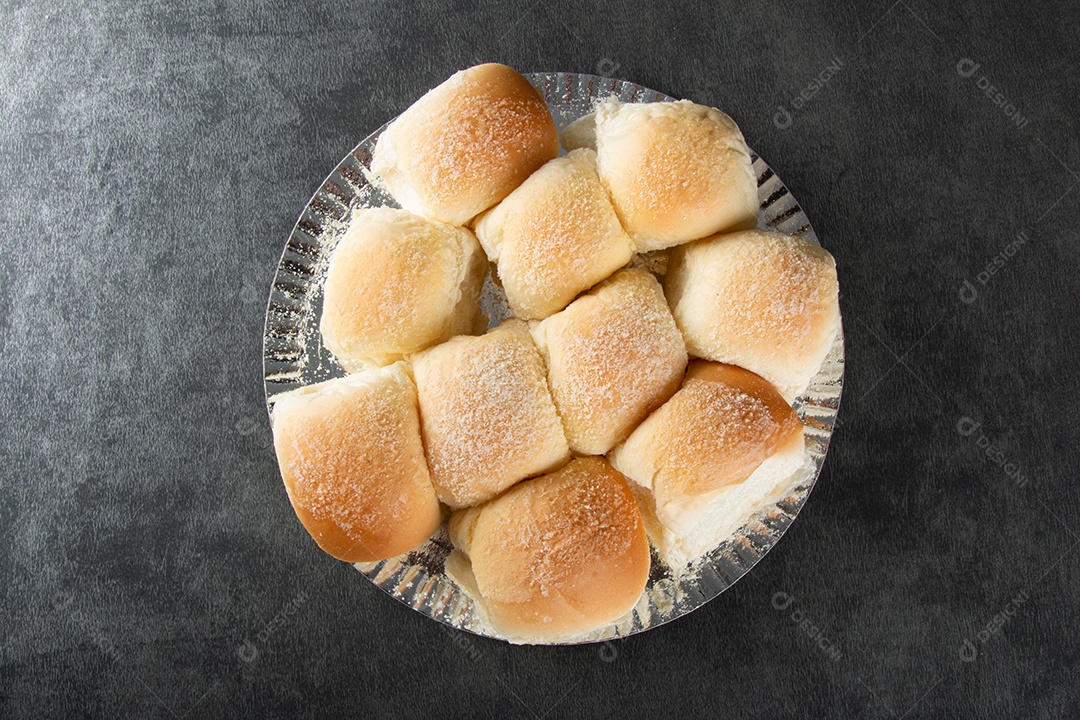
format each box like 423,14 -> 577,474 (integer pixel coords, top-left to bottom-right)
610,362 -> 806,570
370,63 -> 559,225
559,111 -> 596,153
665,228 -> 840,401
563,98 -> 759,252
531,268 -> 687,455
411,319 -> 570,509
320,208 -> 487,371
270,363 -> 441,563
473,148 -> 634,320
446,457 -> 650,643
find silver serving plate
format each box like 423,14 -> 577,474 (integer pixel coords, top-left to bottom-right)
263,72 -> 845,644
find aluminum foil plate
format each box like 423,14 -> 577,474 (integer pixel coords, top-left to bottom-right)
262,72 -> 845,645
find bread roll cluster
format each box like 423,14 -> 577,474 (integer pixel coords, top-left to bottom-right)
269,64 -> 841,642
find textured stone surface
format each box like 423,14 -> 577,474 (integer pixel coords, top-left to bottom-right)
1,0 -> 1078,717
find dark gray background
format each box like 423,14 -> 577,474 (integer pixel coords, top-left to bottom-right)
2,0 -> 1077,717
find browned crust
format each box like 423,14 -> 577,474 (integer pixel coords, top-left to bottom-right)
372,64 -> 559,224
455,457 -> 650,640
271,365 -> 442,562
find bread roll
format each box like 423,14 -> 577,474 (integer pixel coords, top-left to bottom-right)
559,111 -> 596,153
320,208 -> 487,371
531,268 -> 687,455
563,98 -> 758,252
474,148 -> 634,320
446,457 -> 650,643
370,63 -> 559,225
610,362 -> 806,570
270,363 -> 441,563
665,229 -> 840,401
411,319 -> 570,508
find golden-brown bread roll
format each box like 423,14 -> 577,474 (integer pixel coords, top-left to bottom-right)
473,148 -> 634,320
562,98 -> 758,252
370,63 -> 559,225
609,362 -> 806,570
319,208 -> 487,371
270,363 -> 441,563
530,268 -> 687,455
410,319 -> 570,509
665,228 -> 840,402
446,457 -> 650,643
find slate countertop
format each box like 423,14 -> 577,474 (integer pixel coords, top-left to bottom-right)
2,1 -> 1077,717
